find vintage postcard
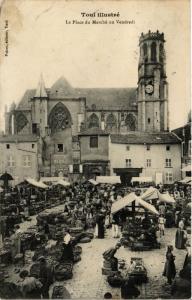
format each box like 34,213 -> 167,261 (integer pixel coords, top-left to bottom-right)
0,0 -> 191,299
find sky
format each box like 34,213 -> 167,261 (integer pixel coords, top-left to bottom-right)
0,0 -> 190,130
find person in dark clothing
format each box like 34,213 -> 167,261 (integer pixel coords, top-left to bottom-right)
121,277 -> 140,299
97,213 -> 105,239
30,233 -> 42,251
38,256 -> 54,299
60,242 -> 74,263
163,245 -> 176,284
175,228 -> 187,249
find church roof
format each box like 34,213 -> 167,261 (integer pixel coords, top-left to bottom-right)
110,132 -> 181,144
49,77 -> 76,98
0,135 -> 38,143
77,87 -> 137,111
34,74 -> 48,98
16,77 -> 137,111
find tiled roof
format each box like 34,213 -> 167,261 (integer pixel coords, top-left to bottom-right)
0,135 -> 38,143
172,123 -> 191,140
16,77 -> 137,111
110,132 -> 181,144
79,127 -> 109,136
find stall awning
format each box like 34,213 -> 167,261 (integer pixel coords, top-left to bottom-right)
181,165 -> 191,172
131,177 -> 152,183
178,177 -> 191,184
96,176 -> 121,184
141,187 -> 175,204
111,192 -> 159,215
158,192 -> 175,204
53,179 -> 71,187
88,179 -> 99,185
26,178 -> 48,189
40,177 -> 64,183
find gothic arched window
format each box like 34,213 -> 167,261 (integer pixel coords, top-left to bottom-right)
106,113 -> 117,130
151,42 -> 157,62
159,43 -> 164,63
88,113 -> 99,128
143,43 -> 147,56
48,102 -> 72,134
16,112 -> 28,133
125,114 -> 136,131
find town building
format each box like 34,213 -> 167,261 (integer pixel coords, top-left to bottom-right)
172,117 -> 191,179
0,135 -> 38,185
0,30 -> 182,184
109,132 -> 181,185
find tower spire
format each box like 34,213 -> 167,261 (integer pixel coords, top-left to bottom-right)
34,73 -> 48,98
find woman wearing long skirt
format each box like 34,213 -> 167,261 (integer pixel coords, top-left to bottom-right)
175,228 -> 187,249
163,245 -> 176,284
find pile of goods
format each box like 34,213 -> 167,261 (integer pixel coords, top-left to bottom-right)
51,285 -> 71,299
127,258 -> 148,284
54,262 -> 73,280
121,221 -> 160,251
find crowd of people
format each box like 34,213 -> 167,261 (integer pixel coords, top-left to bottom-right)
0,179 -> 191,299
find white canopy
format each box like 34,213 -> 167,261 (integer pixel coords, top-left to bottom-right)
96,176 -> 121,184
40,177 -> 64,183
88,179 -> 99,185
131,177 -> 153,183
181,165 -> 191,172
178,177 -> 191,184
26,178 -> 48,189
0,186 -> 3,192
111,192 -> 159,215
158,192 -> 175,204
54,179 -> 71,187
141,187 -> 175,204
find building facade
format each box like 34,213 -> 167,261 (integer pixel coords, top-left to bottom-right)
0,30 -> 182,184
172,119 -> 191,179
0,135 -> 38,185
109,132 -> 181,185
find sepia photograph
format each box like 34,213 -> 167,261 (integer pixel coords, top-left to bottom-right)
0,0 -> 191,299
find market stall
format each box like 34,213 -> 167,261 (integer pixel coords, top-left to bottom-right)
96,176 -> 121,184
53,179 -> 71,187
111,193 -> 159,251
131,177 -> 154,187
141,187 -> 175,204
88,179 -> 99,185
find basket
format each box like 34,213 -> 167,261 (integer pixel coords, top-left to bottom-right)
107,273 -> 123,287
79,237 -> 91,243
54,262 -> 73,281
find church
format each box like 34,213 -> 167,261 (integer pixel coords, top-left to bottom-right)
0,30 -> 181,184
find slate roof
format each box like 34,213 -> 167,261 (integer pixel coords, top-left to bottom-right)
76,87 -> 137,111
0,135 -> 38,143
110,132 -> 181,144
16,77 -> 137,111
79,127 -> 109,136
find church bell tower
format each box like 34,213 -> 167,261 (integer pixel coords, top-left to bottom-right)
137,30 -> 169,132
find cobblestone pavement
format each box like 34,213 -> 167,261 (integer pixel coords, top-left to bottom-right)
51,227 -> 186,299
4,207 -> 187,299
